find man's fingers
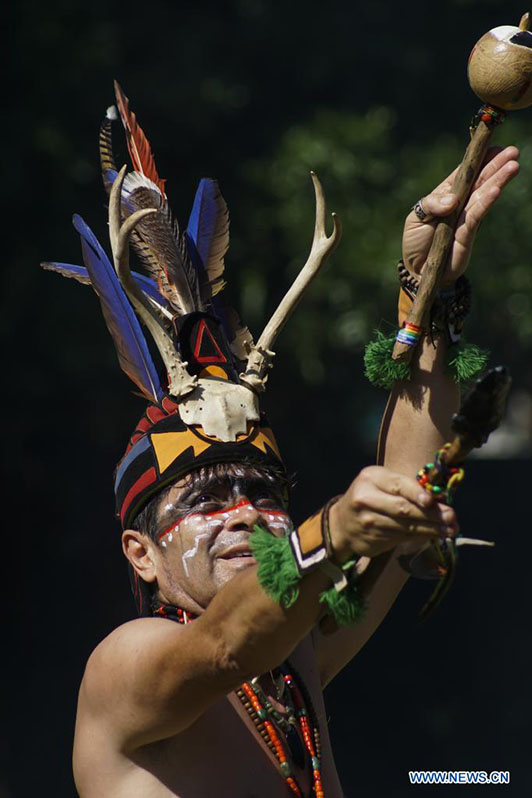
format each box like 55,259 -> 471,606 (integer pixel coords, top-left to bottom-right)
360,512 -> 456,542
416,192 -> 458,221
460,188 -> 500,235
341,468 -> 462,558
473,157 -> 519,199
432,145 -> 507,194
353,467 -> 459,532
458,157 -> 518,239
357,482 -> 456,524
467,160 -> 519,215
363,467 -> 436,509
415,146 -> 518,223
474,145 -> 519,190
376,491 -> 458,537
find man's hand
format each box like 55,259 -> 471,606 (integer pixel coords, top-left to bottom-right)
329,466 -> 458,560
402,145 -> 519,285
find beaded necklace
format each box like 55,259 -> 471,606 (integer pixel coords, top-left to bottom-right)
152,601 -> 324,797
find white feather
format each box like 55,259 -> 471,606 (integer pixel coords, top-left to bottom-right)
123,171 -> 162,197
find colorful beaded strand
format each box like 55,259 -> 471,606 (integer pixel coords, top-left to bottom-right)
283,671 -> 324,798
417,443 -> 465,504
154,603 -> 323,797
471,103 -> 506,131
244,673 -> 324,796
235,686 -> 277,755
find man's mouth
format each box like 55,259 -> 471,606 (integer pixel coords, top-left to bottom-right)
217,544 -> 254,560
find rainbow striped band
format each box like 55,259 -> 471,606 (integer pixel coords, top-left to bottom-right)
396,321 -> 422,346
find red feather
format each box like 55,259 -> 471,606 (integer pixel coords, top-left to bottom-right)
113,80 -> 167,198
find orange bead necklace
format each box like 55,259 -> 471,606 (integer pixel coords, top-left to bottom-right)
153,602 -> 324,797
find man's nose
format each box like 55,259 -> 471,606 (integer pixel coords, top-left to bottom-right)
224,499 -> 261,531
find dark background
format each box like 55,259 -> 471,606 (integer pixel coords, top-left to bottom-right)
5,1 -> 532,795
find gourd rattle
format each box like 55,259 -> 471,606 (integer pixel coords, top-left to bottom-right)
393,13 -> 532,362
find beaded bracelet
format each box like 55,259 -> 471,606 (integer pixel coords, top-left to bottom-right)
396,321 -> 423,347
249,505 -> 365,628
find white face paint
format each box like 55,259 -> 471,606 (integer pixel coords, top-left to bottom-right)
181,531 -> 211,575
152,483 -> 293,609
266,512 -> 293,534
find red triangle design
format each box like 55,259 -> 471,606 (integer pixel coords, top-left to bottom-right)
193,319 -> 227,363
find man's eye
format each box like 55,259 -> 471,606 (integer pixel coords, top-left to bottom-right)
195,494 -> 221,508
255,495 -> 281,509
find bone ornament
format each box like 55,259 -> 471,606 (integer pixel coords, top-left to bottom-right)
392,13 -> 532,363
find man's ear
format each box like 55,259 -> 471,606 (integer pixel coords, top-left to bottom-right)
122,530 -> 158,584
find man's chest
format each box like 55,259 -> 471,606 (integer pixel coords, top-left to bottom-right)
132,641 -> 343,797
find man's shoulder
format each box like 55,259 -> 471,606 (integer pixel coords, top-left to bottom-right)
82,617 -> 184,704
94,616 -> 182,653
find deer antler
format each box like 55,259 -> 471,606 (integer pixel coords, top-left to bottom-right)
109,166 -> 197,398
241,171 -> 341,392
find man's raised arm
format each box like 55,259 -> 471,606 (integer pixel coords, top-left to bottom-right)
312,145 -> 520,686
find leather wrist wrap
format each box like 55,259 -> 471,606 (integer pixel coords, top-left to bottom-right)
289,496 -> 342,574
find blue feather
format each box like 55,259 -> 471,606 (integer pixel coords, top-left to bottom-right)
42,261 -> 170,310
102,167 -> 119,194
187,178 -> 216,265
71,214 -> 163,402
41,262 -> 92,285
186,179 -> 253,363
186,178 -> 228,290
103,169 -> 137,214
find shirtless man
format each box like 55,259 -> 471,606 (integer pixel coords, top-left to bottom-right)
71,145 -> 519,796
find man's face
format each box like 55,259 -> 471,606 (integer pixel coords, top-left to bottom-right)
146,473 -> 292,612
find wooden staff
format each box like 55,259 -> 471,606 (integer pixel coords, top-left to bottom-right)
393,12 -> 532,363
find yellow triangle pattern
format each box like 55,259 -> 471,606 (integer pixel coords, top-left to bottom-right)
250,428 -> 281,460
151,430 -> 211,474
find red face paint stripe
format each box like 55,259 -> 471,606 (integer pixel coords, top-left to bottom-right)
157,500 -> 289,540
204,498 -> 251,517
158,515 -> 185,540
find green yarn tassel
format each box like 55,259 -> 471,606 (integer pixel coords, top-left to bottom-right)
319,581 -> 366,627
249,525 -> 301,608
446,341 -> 489,383
364,331 -> 490,390
364,331 -> 410,390
250,525 -> 366,626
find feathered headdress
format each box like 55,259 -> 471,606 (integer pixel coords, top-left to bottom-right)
42,82 -> 341,528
